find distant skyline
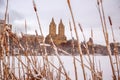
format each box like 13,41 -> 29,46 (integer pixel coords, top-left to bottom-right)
0,0 -> 120,45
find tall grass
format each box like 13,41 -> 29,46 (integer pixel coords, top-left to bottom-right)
97,0 -> 119,79
67,0 -> 86,80
0,0 -> 119,80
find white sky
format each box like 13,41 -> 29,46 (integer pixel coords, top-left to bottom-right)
0,0 -> 120,45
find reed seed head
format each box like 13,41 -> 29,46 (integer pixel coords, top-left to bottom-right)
33,0 -> 37,12
67,0 -> 70,7
97,0 -> 99,5
78,23 -> 83,32
108,16 -> 112,26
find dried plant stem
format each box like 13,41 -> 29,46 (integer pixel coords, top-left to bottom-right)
91,28 -> 96,79
58,66 -> 62,80
35,11 -> 43,36
18,54 -> 21,79
69,21 -> 78,80
78,23 -> 96,80
100,1 -> 107,34
97,0 -> 116,79
108,16 -> 119,79
44,58 -> 65,75
12,48 -> 15,75
67,0 -> 86,80
50,36 -> 71,80
58,48 -> 97,74
21,62 -> 25,79
73,57 -> 78,80
33,0 -> 43,36
33,1 -> 48,71
2,0 -> 9,79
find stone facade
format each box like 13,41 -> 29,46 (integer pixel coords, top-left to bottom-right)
45,18 -> 67,45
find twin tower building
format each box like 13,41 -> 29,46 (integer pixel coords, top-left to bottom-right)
45,18 -> 67,45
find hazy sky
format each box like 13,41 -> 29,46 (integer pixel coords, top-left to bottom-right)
0,0 -> 120,45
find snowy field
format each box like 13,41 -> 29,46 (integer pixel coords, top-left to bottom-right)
4,56 -> 120,80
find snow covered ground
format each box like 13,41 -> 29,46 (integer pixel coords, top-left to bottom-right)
6,56 -> 120,80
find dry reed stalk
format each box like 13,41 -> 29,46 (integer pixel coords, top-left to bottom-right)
44,55 -> 53,79
50,36 -> 71,80
33,2 -> 48,70
1,23 -> 31,79
13,40 -> 41,79
2,61 -> 18,80
69,21 -> 75,54
6,24 -> 11,71
58,47 -> 102,79
24,54 -> 39,74
97,0 -> 116,79
98,60 -> 102,79
21,61 -> 25,79
1,32 -> 8,79
78,23 -> 94,80
33,0 -> 47,55
0,36 -> 5,79
9,31 -> 44,79
67,0 -> 86,80
43,57 -> 66,76
15,56 -> 32,73
11,72 -> 18,80
21,32 -> 31,79
73,57 -> 78,80
30,55 -> 38,70
18,54 -> 21,79
90,28 -> 95,69
16,55 -> 44,79
94,60 -> 103,80
69,21 -> 78,80
2,0 -> 10,79
35,30 -> 51,78
32,1 -> 52,79
1,28 -> 14,80
32,0 -> 43,36
35,30 -> 45,60
2,17 -> 10,77
27,53 -> 30,78
97,0 -> 106,40
78,23 -> 96,80
59,48 -> 102,79
100,0 -> 108,34
5,29 -> 101,79
57,64 -> 62,80
108,16 -> 119,79
12,47 -> 15,75
108,16 -> 115,42
33,0 -> 47,57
